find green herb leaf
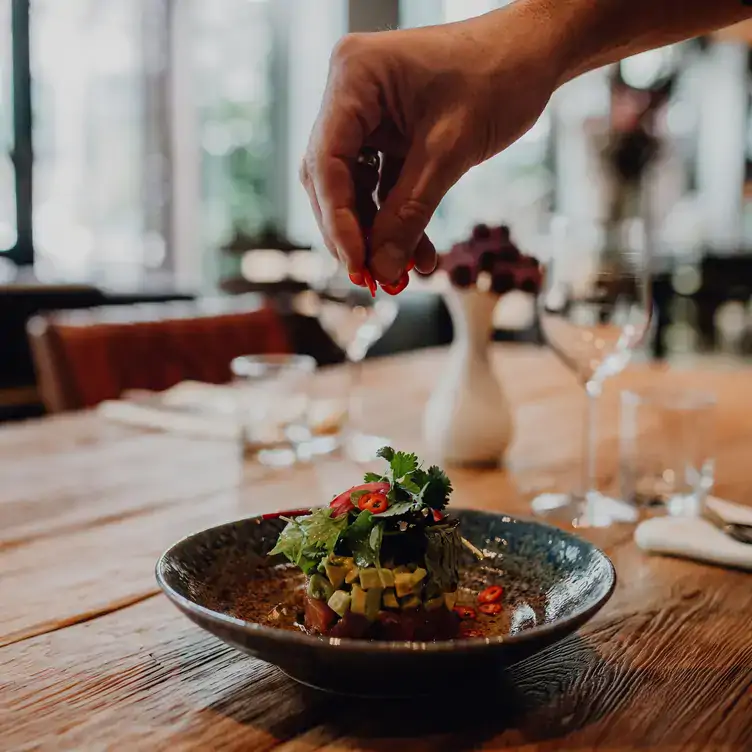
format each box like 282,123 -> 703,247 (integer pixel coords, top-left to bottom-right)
420,465 -> 453,510
269,508 -> 347,572
363,472 -> 384,483
376,446 -> 395,462
269,519 -> 305,563
345,510 -> 383,568
399,478 -> 421,495
391,451 -> 418,480
377,500 -> 418,518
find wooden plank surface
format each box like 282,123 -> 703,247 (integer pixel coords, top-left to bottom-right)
1,345 -> 751,750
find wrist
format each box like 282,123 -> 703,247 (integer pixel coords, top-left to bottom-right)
513,0 -> 587,89
475,0 -> 583,94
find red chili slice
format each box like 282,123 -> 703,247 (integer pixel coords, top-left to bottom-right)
363,270 -> 377,297
431,509 -> 444,522
477,585 -> 503,604
329,481 -> 390,517
358,491 -> 389,514
453,605 -> 477,621
380,270 -> 409,296
478,602 -> 502,616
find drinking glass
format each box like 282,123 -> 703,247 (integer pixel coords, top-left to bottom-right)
312,260 -> 399,462
531,217 -> 652,527
231,354 -> 316,467
620,388 -> 716,517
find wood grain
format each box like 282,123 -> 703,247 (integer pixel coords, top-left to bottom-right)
1,345 -> 751,750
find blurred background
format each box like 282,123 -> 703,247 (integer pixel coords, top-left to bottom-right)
2,0 -> 752,423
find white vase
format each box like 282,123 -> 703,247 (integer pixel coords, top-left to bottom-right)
423,287 -> 514,467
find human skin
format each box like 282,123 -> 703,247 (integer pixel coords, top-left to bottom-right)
300,0 -> 752,285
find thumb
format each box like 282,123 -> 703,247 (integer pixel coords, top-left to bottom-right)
370,131 -> 460,283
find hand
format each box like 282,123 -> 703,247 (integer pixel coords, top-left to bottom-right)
300,4 -> 560,284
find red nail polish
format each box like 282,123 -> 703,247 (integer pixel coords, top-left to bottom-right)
363,270 -> 377,297
379,270 -> 410,296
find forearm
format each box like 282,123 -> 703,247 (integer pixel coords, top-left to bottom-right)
515,0 -> 752,86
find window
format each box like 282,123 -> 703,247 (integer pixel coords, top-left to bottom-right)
0,0 -> 15,256
30,0 -> 161,284
191,0 -> 275,251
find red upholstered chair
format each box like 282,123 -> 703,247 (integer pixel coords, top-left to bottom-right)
27,296 -> 291,413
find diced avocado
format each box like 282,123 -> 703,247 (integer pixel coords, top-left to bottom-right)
365,587 -> 383,621
425,595 -> 444,611
307,574 -> 334,601
383,588 -> 399,609
351,584 -> 368,616
324,562 -> 347,589
394,572 -> 415,598
410,567 -> 428,588
444,591 -> 458,610
400,594 -> 421,610
359,568 -> 383,590
345,566 -> 360,584
327,590 -> 351,618
378,568 -> 395,588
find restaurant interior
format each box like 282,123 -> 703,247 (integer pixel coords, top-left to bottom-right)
2,0 -> 752,422
2,2 -> 751,749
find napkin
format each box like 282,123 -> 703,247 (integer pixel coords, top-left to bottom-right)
98,381 -> 347,444
634,496 -> 752,571
97,397 -> 242,441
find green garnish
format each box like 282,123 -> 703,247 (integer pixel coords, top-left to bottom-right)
344,510 -> 383,568
270,446 -> 456,580
377,446 -> 453,512
269,508 -> 347,574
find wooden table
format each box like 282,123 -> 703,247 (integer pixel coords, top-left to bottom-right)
2,346 -> 751,751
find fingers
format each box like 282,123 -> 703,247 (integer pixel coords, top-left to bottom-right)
377,154 -> 438,278
414,234 -> 437,274
299,161 -> 339,260
300,36 -> 381,273
369,131 -> 456,283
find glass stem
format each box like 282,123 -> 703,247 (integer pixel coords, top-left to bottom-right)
583,379 -> 602,501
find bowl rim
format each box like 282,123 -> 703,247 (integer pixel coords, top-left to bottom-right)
155,509 -> 617,654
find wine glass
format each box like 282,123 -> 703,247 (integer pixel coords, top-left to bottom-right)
312,259 -> 399,462
531,216 -> 652,527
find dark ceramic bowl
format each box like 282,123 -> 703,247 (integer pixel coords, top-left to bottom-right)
156,509 -> 616,696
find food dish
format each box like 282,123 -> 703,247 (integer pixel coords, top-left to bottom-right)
156,450 -> 617,695
268,447 -> 477,641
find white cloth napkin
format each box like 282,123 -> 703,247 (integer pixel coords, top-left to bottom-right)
635,496 -> 752,571
97,381 -> 347,444
97,397 -> 242,441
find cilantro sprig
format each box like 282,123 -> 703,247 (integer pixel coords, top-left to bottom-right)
375,446 -> 453,512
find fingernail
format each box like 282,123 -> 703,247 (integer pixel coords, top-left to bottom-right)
348,271 -> 365,287
372,243 -> 405,284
